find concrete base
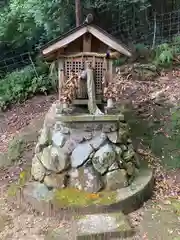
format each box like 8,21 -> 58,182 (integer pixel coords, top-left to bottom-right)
14,167 -> 153,218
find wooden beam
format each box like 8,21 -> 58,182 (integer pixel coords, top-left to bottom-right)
42,27 -> 87,56
83,33 -> 92,52
57,51 -> 120,58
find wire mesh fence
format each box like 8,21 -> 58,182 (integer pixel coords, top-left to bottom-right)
1,4 -> 180,78
97,6 -> 180,47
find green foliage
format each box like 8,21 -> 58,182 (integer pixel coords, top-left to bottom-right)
154,43 -> 174,67
154,36 -> 180,67
0,64 -> 57,110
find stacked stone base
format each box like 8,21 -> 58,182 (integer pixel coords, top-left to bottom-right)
31,103 -> 140,193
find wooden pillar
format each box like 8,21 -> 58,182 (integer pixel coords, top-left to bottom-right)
58,59 -> 64,102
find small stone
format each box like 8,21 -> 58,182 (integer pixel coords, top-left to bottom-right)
44,173 -> 67,189
54,121 -> 62,131
125,162 -> 135,176
89,133 -> 107,150
106,169 -> 128,190
103,123 -> 118,133
115,146 -> 123,166
92,143 -> 116,175
123,144 -> 135,161
52,131 -> 66,147
84,132 -> 93,140
70,129 -> 85,143
108,161 -> 120,171
63,139 -> 78,154
38,127 -> 51,147
40,146 -> 69,173
118,123 -> 129,142
60,126 -> 69,134
107,131 -> 119,143
127,138 -> 132,143
31,154 -> 46,181
121,144 -> 127,151
71,142 -> 94,168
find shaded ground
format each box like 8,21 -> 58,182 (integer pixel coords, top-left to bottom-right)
0,75 -> 179,239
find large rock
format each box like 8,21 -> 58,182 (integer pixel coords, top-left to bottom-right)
44,173 -> 67,189
125,162 -> 135,176
89,133 -> 107,150
31,153 -> 46,181
68,166 -> 103,193
92,143 -> 116,174
107,131 -> 119,143
83,166 -> 103,192
70,129 -> 87,143
52,131 -> 66,147
40,146 -> 69,173
118,123 -> 129,143
123,144 -> 135,161
43,102 -> 57,128
115,146 -> 123,167
71,142 -> 94,168
36,127 -> 51,153
62,139 -> 78,155
68,169 -> 83,190
105,169 -> 128,190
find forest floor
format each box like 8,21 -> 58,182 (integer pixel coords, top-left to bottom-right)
0,74 -> 179,239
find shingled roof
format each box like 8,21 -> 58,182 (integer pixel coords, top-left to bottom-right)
41,23 -> 132,57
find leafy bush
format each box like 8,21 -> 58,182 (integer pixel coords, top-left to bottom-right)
0,65 -> 57,110
154,36 -> 180,67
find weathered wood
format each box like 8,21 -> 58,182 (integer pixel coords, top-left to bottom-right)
86,67 -> 103,115
58,59 -> 64,101
58,51 -> 121,59
83,33 -> 92,52
42,27 -> 87,55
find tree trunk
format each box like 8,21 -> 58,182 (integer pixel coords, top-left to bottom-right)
75,0 -> 82,27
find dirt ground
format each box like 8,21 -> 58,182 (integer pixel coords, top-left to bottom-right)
0,76 -> 179,239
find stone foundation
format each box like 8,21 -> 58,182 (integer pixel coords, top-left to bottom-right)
31,103 -> 140,193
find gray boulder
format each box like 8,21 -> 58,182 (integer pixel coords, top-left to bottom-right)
71,142 -> 94,168
40,146 -> 69,173
123,144 -> 135,161
52,131 -> 66,147
68,166 -> 103,193
44,173 -> 67,189
92,143 -> 116,174
105,169 -> 128,190
89,133 -> 107,150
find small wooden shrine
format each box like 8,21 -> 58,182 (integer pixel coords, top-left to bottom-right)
41,20 -> 131,105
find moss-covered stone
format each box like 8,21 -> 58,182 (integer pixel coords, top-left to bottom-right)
7,136 -> 25,162
52,188 -> 118,208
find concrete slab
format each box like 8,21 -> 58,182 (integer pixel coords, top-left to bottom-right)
75,212 -> 134,239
